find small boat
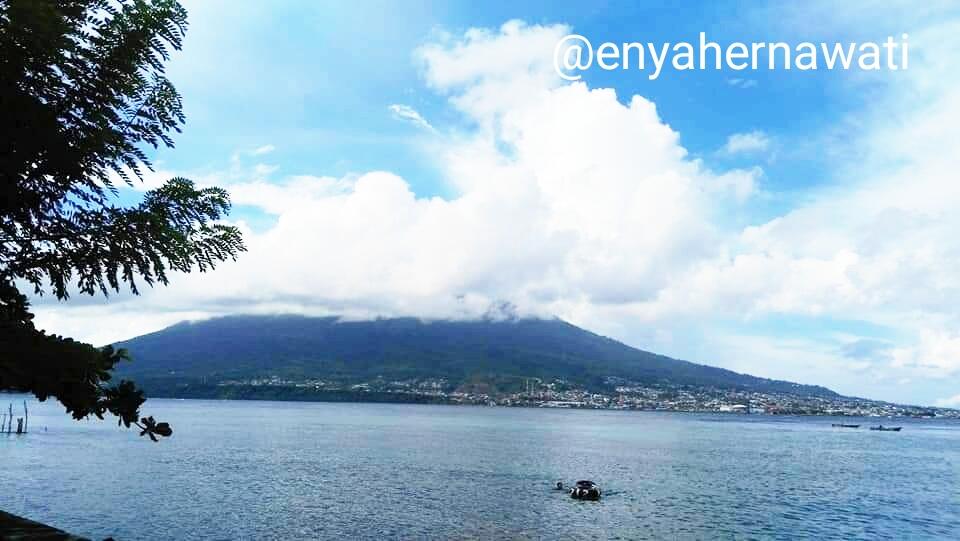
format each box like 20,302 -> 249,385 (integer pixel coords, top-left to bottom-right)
569,480 -> 602,500
869,425 -> 902,432
831,423 -> 860,428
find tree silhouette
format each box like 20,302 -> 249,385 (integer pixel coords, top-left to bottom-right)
0,0 -> 244,439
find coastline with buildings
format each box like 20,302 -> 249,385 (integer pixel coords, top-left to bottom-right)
142,375 -> 959,419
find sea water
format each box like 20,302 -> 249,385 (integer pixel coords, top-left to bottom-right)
1,396 -> 958,539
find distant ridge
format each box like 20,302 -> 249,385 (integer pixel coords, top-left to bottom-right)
113,315 -> 838,398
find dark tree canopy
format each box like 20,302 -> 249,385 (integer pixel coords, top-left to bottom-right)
0,0 -> 245,439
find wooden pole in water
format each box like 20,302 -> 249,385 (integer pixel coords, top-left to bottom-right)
23,400 -> 28,434
7,403 -> 12,434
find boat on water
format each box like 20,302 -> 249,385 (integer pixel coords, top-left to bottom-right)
831,423 -> 860,428
869,425 -> 902,432
569,480 -> 602,500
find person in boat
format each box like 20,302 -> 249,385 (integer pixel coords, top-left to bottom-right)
570,480 -> 602,500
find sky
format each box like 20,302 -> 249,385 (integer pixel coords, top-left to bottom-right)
30,0 -> 960,407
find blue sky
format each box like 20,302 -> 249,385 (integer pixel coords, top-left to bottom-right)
153,0 -> 920,233
33,1 -> 960,406
159,1 -> 859,196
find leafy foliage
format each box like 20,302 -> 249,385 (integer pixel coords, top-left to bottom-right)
0,0 -> 245,438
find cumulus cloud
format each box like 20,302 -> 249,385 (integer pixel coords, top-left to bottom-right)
252,144 -> 275,156
417,20 -> 569,123
635,17 -> 960,390
29,13 -> 960,403
892,331 -> 960,377
936,394 -> 960,408
34,21 -> 754,343
208,76 -> 754,320
721,130 -> 771,154
388,104 -> 435,131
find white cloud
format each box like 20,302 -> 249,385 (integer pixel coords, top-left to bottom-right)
935,394 -> 960,408
35,21 -> 752,344
630,17 -> 960,391
416,20 -> 569,124
727,78 -> 757,89
252,144 -> 275,156
206,76 -> 751,319
104,166 -> 178,191
229,175 -> 349,214
29,12 -> 960,404
892,331 -> 960,378
721,130 -> 771,155
388,104 -> 435,132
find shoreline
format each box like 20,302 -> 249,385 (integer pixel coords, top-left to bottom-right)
136,390 -> 956,419
0,510 -> 89,541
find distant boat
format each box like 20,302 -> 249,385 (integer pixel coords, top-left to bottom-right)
569,480 -> 602,500
869,425 -> 902,432
831,423 -> 860,428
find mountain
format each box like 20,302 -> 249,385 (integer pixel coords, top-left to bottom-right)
113,315 -> 837,398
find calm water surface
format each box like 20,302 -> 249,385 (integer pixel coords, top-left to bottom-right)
1,396 -> 958,540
